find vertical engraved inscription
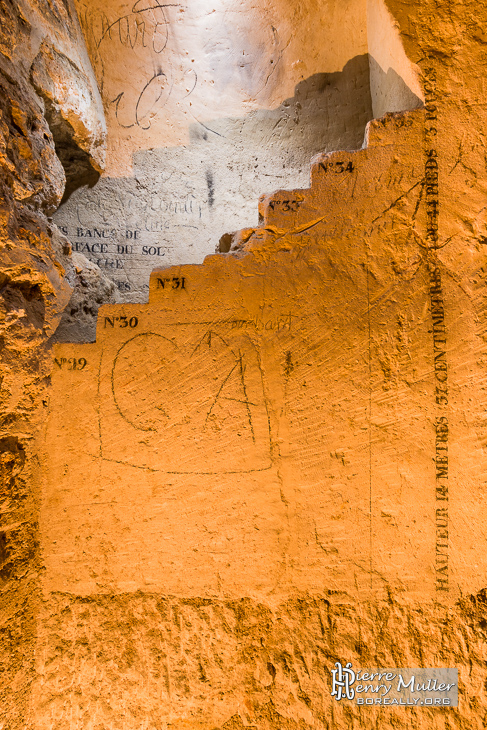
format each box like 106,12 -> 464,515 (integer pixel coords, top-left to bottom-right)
424,65 -> 449,593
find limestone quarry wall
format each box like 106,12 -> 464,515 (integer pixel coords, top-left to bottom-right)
3,0 -> 487,729
52,0 -> 423,303
0,0 -> 108,725
39,108 -> 487,729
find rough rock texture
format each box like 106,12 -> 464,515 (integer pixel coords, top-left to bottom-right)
3,0 -> 487,728
0,0 -> 106,725
51,226 -> 119,343
32,592 -> 487,729
1,0 -> 106,189
0,62 -> 69,730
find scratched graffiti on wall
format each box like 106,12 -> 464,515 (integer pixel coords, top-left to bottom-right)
53,1 -> 375,299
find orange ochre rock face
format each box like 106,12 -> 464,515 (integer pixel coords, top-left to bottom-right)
3,0 -> 487,727
46,113 -> 438,601
39,109 -> 487,726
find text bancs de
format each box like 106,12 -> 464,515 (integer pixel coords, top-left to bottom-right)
68,229 -> 166,256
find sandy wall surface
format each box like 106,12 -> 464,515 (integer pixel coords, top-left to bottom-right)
4,0 -> 487,727
38,4 -> 487,716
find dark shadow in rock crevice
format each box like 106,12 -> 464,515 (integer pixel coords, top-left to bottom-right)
41,96 -> 100,205
0,274 -> 46,329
